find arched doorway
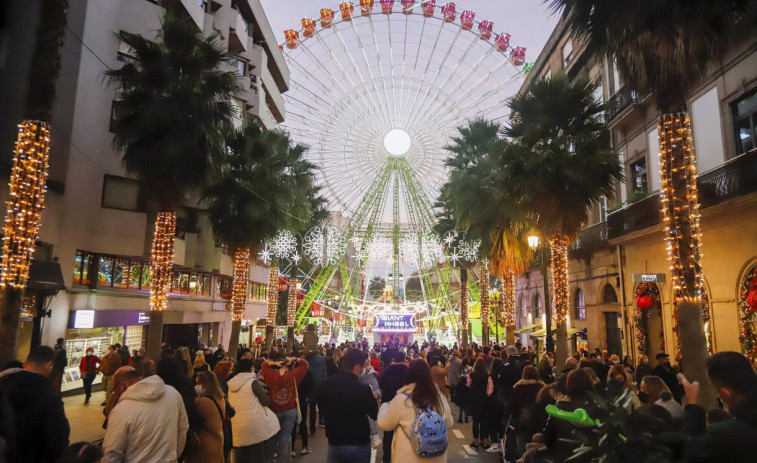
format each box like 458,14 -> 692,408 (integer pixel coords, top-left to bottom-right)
634,282 -> 663,358
600,284 -> 622,356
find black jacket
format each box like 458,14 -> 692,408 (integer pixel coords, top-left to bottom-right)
0,370 -> 70,462
653,364 -> 684,402
317,371 -> 378,446
379,363 -> 408,403
499,356 -> 524,398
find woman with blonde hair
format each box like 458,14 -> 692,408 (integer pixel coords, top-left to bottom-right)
193,351 -> 210,378
640,375 -> 683,419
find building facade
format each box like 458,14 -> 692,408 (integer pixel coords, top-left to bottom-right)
513,16 -> 757,365
0,0 -> 289,377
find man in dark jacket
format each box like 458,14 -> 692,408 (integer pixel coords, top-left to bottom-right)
681,351 -> 757,463
0,346 -> 70,462
305,347 -> 327,435
652,352 -> 684,402
318,349 -> 378,463
499,346 -> 525,399
378,350 -> 409,463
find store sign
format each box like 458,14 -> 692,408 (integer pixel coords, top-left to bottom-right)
633,273 -> 666,283
372,313 -> 415,332
73,310 -> 95,329
137,313 -> 150,324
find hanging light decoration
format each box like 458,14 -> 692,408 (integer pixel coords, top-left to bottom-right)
231,248 -> 251,322
265,265 -> 279,326
502,269 -> 516,329
549,234 -> 570,324
0,121 -> 50,290
287,277 -> 299,326
148,212 -> 176,311
480,265 -> 490,340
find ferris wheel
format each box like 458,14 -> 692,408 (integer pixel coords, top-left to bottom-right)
273,1 -> 528,333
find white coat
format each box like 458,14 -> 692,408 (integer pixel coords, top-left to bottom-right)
103,375 -> 189,463
377,383 -> 454,463
227,372 -> 280,447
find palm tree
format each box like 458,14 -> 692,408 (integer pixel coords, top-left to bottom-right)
204,121 -> 314,358
498,73 -> 622,367
0,0 -> 68,364
106,13 -> 240,358
438,120 -> 533,347
548,0 -> 755,407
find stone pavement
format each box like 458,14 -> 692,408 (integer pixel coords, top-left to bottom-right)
65,394 -> 505,462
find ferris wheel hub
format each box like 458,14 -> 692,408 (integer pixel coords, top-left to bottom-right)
383,128 -> 412,158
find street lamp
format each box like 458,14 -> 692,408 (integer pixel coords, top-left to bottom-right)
527,231 -> 554,354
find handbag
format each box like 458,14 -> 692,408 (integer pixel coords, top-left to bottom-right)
208,397 -> 234,456
293,376 -> 302,425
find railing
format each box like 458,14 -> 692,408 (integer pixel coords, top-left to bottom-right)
698,149 -> 757,207
569,221 -> 609,259
607,194 -> 662,240
606,87 -> 641,123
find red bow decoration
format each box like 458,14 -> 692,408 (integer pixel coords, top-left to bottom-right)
747,287 -> 757,313
636,294 -> 655,310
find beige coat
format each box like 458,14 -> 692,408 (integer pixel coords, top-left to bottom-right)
377,384 -> 454,463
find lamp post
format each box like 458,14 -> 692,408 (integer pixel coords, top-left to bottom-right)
527,231 -> 553,354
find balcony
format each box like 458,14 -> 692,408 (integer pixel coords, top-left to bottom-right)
607,150 -> 757,239
569,221 -> 610,259
606,87 -> 642,123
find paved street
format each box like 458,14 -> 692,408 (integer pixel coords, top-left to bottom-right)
65,394 -> 504,462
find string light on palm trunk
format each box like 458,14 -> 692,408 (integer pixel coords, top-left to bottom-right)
503,269 -> 516,328
287,278 -> 299,326
460,268 -> 469,330
231,248 -> 251,322
0,122 -> 50,289
658,113 -> 710,355
265,265 -> 279,326
549,234 -> 570,324
149,212 -> 176,311
480,264 -> 490,332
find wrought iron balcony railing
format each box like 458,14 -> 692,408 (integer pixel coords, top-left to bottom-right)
606,87 -> 641,123
569,221 -> 610,259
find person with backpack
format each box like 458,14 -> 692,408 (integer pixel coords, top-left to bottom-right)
377,359 -> 453,462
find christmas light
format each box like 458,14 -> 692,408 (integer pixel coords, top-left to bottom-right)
149,212 -> 176,311
265,265 -> 279,326
738,266 -> 757,365
502,269 -> 516,329
480,265 -> 490,342
460,268 -> 469,330
0,122 -> 50,289
287,277 -> 299,326
549,234 -> 570,324
231,248 -> 251,322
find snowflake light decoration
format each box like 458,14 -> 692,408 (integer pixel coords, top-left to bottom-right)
365,233 -> 393,262
269,230 -> 298,260
303,226 -> 346,266
459,238 -> 481,263
258,246 -> 272,264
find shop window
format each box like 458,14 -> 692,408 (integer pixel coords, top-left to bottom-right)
732,88 -> 757,156
217,278 -> 232,299
533,292 -> 542,318
630,157 -> 648,193
575,288 -> 586,320
113,258 -> 129,288
602,284 -> 618,304
102,174 -> 145,212
199,275 -> 212,296
73,251 -> 92,285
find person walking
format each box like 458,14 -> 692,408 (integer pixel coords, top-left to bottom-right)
446,351 -> 462,403
78,347 -> 101,404
193,352 -> 210,379
358,356 -> 382,448
377,359 -> 454,463
51,337 -> 68,395
484,358 -> 504,454
317,349 -> 379,463
260,353 -> 308,463
293,369 -> 314,455
100,345 -> 122,406
184,371 -> 230,463
634,354 -> 653,385
378,350 -> 409,463
0,346 -> 70,462
453,357 -> 472,423
467,358 -> 490,450
227,358 -> 279,463
304,345 -> 327,435
103,367 -> 190,462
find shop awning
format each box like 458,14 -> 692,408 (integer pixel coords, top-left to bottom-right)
515,323 -> 541,334
529,327 -> 583,337
27,260 -> 65,293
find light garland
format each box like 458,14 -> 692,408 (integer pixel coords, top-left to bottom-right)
549,234 -> 570,324
265,265 -> 279,326
0,121 -> 50,289
149,212 -> 175,311
480,264 -> 490,341
231,248 -> 251,322
460,267 -> 469,330
502,269 -> 516,328
634,282 -> 663,355
287,277 -> 299,326
658,113 -> 709,354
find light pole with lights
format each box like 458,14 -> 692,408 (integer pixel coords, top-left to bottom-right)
527,231 -> 554,354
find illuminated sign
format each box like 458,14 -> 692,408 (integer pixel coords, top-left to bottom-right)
632,273 -> 666,283
372,313 -> 415,332
137,313 -> 150,324
74,310 -> 95,329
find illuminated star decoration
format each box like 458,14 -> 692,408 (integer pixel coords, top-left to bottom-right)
258,247 -> 272,264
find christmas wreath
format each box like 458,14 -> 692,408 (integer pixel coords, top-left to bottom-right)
738,266 -> 757,365
634,283 -> 663,355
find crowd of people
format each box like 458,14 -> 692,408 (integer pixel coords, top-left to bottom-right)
0,330 -> 755,463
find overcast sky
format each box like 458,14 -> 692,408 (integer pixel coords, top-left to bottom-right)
259,0 -> 559,65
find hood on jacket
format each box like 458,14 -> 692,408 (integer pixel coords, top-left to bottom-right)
228,372 -> 257,393
119,375 -> 167,403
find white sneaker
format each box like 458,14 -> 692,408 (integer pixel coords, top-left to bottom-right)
301,447 -> 311,454
291,451 -> 297,457
486,443 -> 501,453
371,435 -> 382,448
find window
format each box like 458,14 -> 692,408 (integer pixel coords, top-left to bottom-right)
109,100 -> 122,133
228,57 -> 246,76
73,250 -> 151,290
629,157 -> 648,193
593,83 -> 605,123
217,278 -> 233,299
562,38 -> 573,67
574,289 -> 586,320
732,89 -> 757,156
518,294 -> 526,317
116,39 -> 136,64
533,292 -> 542,318
102,175 -> 146,212
602,285 -> 618,304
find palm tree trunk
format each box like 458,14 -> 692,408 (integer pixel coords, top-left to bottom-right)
460,267 -> 469,351
503,269 -> 517,346
286,277 -> 298,353
264,264 -> 279,352
658,112 -> 714,408
228,248 -> 251,360
149,212 -> 176,312
480,265 -> 490,347
549,234 -> 570,370
0,121 -> 51,364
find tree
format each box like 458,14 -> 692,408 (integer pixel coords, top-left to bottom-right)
203,121 -> 317,358
106,12 -> 239,359
549,0 -> 757,407
498,73 -> 622,368
0,0 -> 69,364
438,119 -> 532,346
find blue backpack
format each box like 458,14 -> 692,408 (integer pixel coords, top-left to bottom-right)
400,393 -> 448,458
